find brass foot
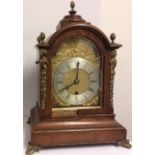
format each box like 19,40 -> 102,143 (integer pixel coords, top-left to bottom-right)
117,139 -> 132,148
26,143 -> 41,155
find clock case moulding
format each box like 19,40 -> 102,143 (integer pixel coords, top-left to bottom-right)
26,2 -> 131,155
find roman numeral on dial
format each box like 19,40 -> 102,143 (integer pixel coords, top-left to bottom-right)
75,96 -> 78,104
89,88 -> 94,92
90,80 -> 97,83
56,81 -> 63,83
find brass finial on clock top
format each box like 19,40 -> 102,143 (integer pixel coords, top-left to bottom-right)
37,32 -> 45,44
69,1 -> 76,15
70,1 -> 75,9
110,33 -> 116,43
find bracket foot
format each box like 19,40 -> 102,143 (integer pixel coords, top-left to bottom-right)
26,143 -> 41,155
117,139 -> 132,148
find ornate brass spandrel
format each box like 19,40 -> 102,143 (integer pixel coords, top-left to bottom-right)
52,37 -> 101,108
85,95 -> 99,106
52,37 -> 100,74
39,48 -> 47,110
109,50 -> 117,109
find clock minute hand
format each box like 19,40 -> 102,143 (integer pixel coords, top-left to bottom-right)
60,81 -> 75,92
74,61 -> 80,85
63,61 -> 80,90
59,61 -> 80,92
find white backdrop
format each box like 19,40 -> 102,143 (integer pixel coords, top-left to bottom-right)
23,0 -> 132,141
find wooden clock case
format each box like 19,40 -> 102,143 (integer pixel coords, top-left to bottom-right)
26,2 -> 131,155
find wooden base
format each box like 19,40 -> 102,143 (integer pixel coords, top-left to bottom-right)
27,106 -> 131,154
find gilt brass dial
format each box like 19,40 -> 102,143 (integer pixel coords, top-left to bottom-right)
52,37 -> 103,108
54,57 -> 99,106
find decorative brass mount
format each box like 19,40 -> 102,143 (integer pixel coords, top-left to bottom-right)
37,32 -> 48,110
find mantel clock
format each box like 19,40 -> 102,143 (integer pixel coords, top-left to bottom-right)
26,1 -> 131,154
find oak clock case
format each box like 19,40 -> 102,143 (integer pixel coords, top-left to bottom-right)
26,1 -> 131,155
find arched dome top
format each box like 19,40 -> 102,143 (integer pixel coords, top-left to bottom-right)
48,23 -> 113,50
48,1 -> 121,50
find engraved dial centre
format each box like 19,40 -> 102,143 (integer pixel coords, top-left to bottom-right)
63,69 -> 90,94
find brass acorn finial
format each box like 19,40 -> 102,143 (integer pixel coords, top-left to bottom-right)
110,33 -> 116,43
69,1 -> 76,15
37,32 -> 45,44
70,1 -> 75,10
